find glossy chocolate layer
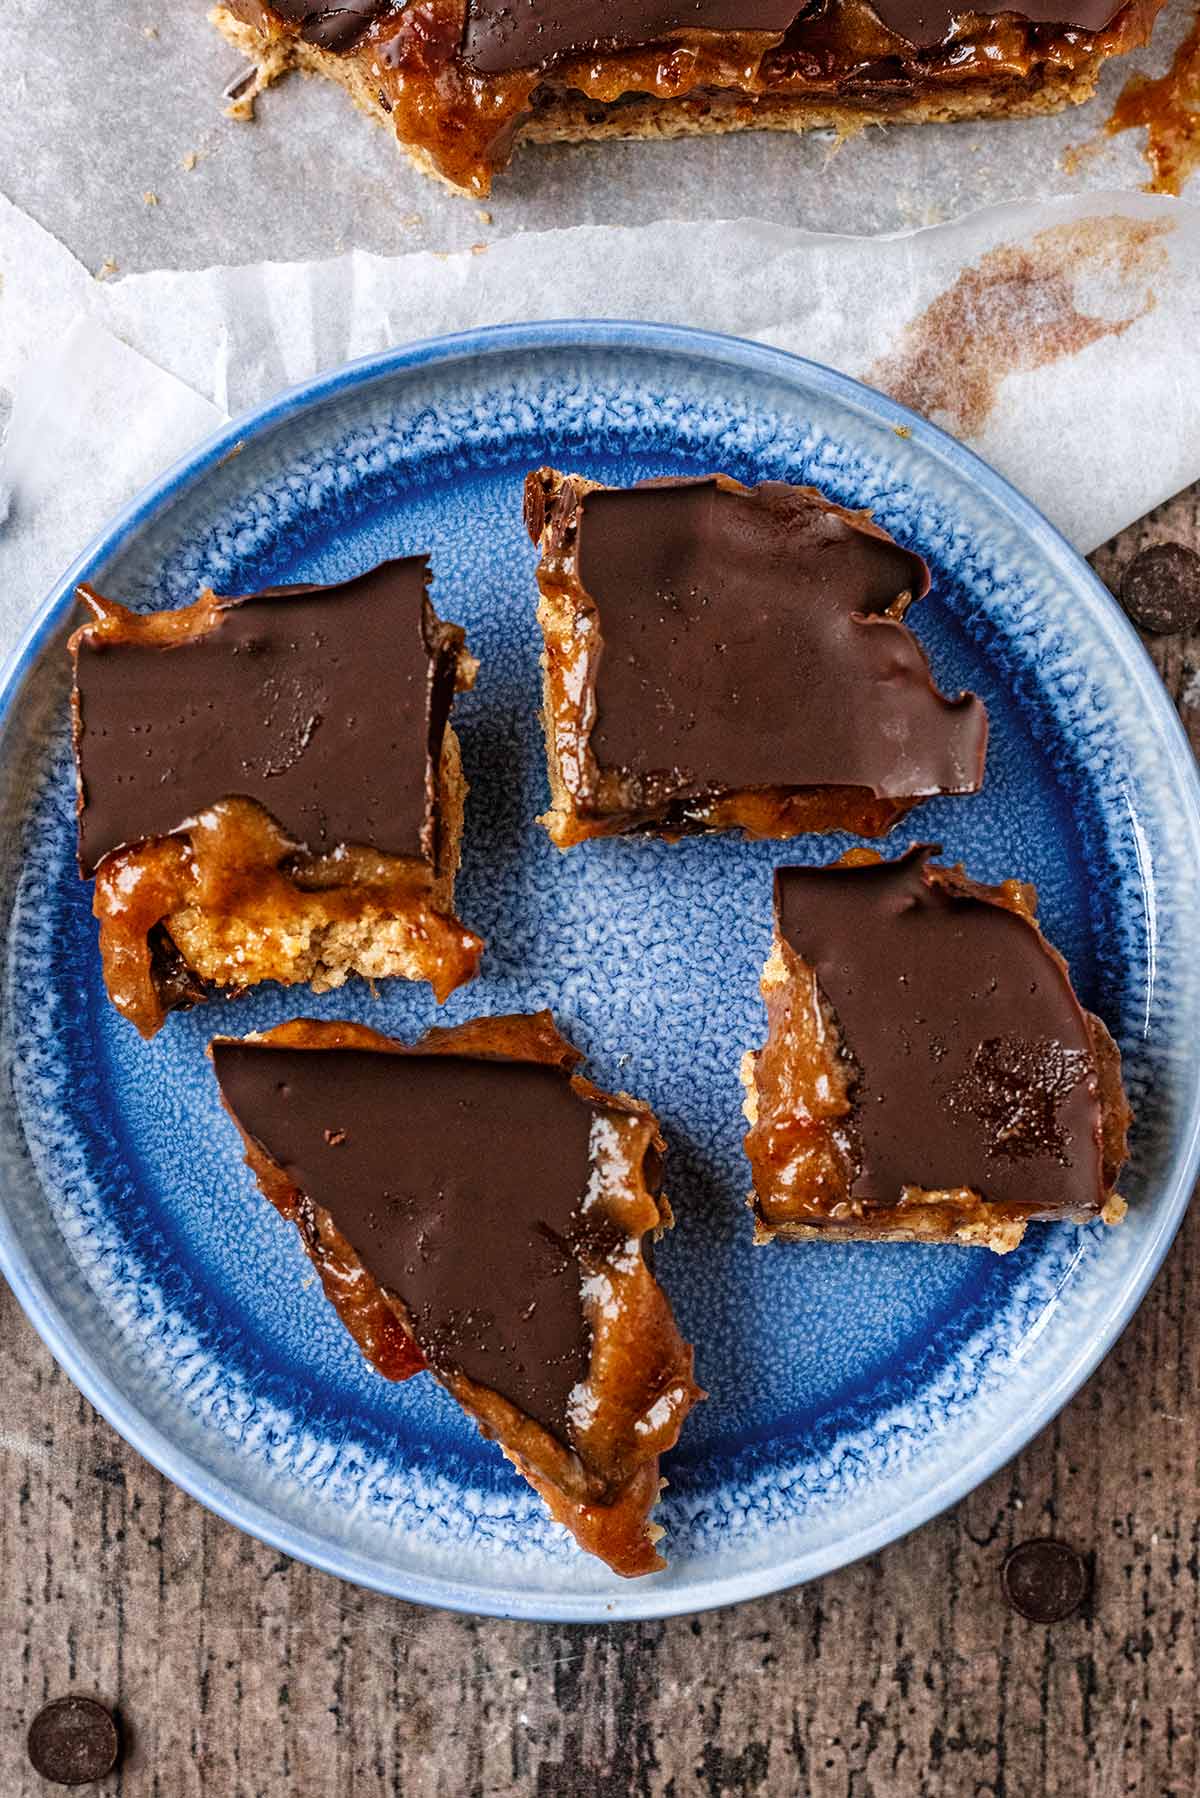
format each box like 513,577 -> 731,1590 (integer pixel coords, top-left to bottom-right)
871,0 -> 1124,48
259,0 -> 1130,72
460,0 -> 1126,70
775,847 -> 1105,1212
213,1033 -> 614,1439
73,559 -> 459,876
266,0 -> 392,50
463,0 -> 800,72
572,477 -> 985,803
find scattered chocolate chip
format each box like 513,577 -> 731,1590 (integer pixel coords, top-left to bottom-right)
222,62 -> 259,103
1000,1538 -> 1091,1623
1118,542 -> 1200,635
27,1698 -> 120,1787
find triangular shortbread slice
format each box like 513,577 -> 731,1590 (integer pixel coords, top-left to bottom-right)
212,1011 -> 701,1575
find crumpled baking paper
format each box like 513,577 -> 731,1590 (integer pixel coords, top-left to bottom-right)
1,186 -> 1198,654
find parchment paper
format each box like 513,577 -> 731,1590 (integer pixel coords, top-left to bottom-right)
1,185 -> 1198,655
2,0 -> 1196,269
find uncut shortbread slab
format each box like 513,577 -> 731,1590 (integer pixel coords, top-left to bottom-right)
212,0 -> 1162,196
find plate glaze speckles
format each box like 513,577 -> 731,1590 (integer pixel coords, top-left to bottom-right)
0,324 -> 1197,1621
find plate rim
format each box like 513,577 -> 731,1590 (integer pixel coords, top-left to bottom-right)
1,318 -> 1197,1623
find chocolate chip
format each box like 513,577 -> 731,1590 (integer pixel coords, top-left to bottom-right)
222,63 -> 260,102
27,1698 -> 120,1787
1118,542 -> 1200,635
1000,1538 -> 1091,1623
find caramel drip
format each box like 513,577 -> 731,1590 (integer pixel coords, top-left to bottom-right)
94,798 -> 481,1038
1107,11 -> 1200,196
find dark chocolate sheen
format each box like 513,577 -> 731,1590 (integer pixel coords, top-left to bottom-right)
213,1042 -> 603,1439
867,0 -> 1124,47
74,559 -> 453,875
266,0 -> 392,50
776,848 -> 1104,1212
575,478 -> 985,802
463,0 -> 803,72
461,0 -> 1125,72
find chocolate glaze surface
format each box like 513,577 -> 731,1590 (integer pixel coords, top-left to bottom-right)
460,0 -> 1126,70
573,477 -> 985,802
775,847 -> 1105,1212
258,0 -> 1129,72
267,0 -> 393,50
212,1036 -> 612,1440
73,559 -> 458,877
867,0 -> 1123,48
463,0 -> 801,71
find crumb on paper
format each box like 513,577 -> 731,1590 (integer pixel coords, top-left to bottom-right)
143,190 -> 160,207
1060,137 -> 1105,178
400,212 -> 423,230
144,24 -> 159,38
95,257 -> 119,282
893,424 -> 912,439
470,242 -> 488,256
182,150 -> 200,172
222,62 -> 264,119
475,208 -> 493,225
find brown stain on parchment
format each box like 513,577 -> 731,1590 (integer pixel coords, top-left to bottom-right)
866,216 -> 1172,436
1107,11 -> 1200,197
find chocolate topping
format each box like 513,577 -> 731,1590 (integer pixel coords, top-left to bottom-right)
870,0 -> 1124,47
775,847 -> 1106,1212
570,477 -> 985,803
463,0 -> 801,72
460,0 -> 1125,71
212,1033 -> 616,1439
267,0 -> 392,51
73,559 -> 460,877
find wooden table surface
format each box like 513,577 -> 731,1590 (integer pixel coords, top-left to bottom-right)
2,489 -> 1197,1798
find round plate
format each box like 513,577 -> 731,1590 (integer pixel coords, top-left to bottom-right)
1,323 -> 1197,1623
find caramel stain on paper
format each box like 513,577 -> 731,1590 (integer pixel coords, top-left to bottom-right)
867,216 -> 1172,435
1107,12 -> 1200,196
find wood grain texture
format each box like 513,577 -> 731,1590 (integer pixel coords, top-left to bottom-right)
2,488 -> 1197,1798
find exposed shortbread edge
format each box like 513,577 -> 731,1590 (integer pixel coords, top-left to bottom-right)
165,725 -> 476,1001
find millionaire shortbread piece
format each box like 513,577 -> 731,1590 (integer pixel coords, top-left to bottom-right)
71,559 -> 482,1037
741,847 -> 1131,1252
525,470 -> 986,847
212,1011 -> 702,1575
211,0 -> 1164,198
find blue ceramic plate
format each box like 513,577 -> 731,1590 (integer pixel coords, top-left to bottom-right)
1,323 -> 1197,1623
